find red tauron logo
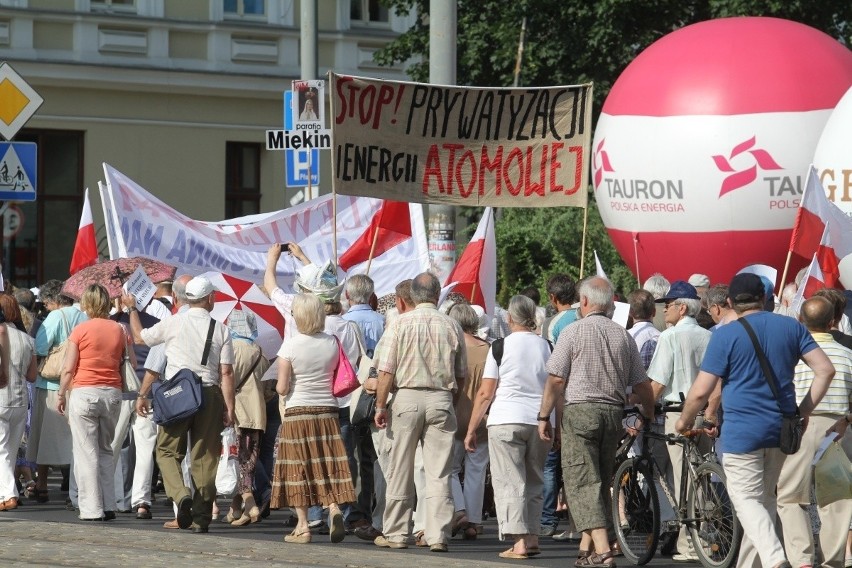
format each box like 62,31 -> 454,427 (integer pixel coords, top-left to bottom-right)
593,138 -> 614,188
712,136 -> 783,197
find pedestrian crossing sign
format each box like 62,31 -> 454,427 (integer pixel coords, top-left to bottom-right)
0,142 -> 36,201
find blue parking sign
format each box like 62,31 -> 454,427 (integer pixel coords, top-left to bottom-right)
284,91 -> 319,188
0,142 -> 36,201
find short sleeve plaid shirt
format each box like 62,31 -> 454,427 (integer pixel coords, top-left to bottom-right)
545,312 -> 649,405
375,303 -> 466,391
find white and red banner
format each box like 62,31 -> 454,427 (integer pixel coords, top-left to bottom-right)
101,164 -> 429,296
329,73 -> 592,208
69,188 -> 99,275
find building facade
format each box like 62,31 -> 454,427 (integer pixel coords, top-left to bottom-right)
0,0 -> 415,284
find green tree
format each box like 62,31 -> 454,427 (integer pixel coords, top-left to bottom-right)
378,0 -> 852,298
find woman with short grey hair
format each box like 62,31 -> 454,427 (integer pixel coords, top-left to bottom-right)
464,295 -> 553,559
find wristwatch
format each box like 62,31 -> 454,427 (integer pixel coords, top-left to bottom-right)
537,415 -> 550,422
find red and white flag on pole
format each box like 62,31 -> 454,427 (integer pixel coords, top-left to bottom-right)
815,223 -> 841,289
789,166 -> 852,260
791,253 -> 827,313
339,200 -> 412,272
69,188 -> 99,275
444,207 -> 496,314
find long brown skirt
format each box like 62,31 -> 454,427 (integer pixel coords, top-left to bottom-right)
270,406 -> 356,508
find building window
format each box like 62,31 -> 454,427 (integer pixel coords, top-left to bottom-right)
351,0 -> 389,25
8,129 -> 84,286
224,0 -> 265,17
225,142 -> 261,218
91,0 -> 136,12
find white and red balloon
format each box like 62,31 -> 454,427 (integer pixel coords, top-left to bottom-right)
594,17 -> 852,285
812,85 -> 852,287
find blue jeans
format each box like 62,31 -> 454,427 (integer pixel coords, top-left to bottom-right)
541,448 -> 562,529
253,395 -> 282,505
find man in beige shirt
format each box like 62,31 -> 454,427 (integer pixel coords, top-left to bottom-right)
123,276 -> 235,534
373,272 -> 467,552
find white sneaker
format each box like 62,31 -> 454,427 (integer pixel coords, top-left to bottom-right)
552,531 -> 581,542
672,552 -> 701,562
308,519 -> 324,529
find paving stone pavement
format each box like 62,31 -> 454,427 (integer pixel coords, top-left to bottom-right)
0,517 -> 515,568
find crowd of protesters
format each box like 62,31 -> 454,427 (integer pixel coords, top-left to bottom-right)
0,247 -> 851,568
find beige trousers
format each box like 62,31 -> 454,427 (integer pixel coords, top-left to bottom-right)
724,448 -> 788,568
665,410 -> 712,556
382,388 -> 455,546
777,413 -> 852,568
488,423 -> 549,539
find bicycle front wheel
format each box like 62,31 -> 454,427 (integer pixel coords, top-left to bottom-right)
611,457 -> 660,565
687,461 -> 743,568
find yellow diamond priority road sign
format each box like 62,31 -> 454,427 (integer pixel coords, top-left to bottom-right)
0,62 -> 43,141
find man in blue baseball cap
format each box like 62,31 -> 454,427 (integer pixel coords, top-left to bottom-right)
647,280 -> 713,562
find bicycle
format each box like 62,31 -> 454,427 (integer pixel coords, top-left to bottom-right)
611,407 -> 742,568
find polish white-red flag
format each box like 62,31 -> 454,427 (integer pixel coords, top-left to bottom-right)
789,166 -> 852,260
339,200 -> 412,271
69,188 -> 99,275
791,253 -> 827,313
816,224 -> 841,289
444,207 -> 496,314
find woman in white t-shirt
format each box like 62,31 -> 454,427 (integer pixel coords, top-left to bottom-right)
271,294 -> 356,545
464,295 -> 553,560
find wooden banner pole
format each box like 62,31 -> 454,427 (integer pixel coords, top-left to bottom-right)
579,205 -> 589,279
364,227 -> 380,276
778,249 -> 793,295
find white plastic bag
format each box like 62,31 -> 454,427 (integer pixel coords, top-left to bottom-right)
215,426 -> 239,498
815,440 -> 852,507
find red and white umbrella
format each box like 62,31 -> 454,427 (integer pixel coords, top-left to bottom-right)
200,271 -> 284,359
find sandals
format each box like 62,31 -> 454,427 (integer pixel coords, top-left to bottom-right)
328,507 -> 345,543
231,506 -> 260,526
576,551 -> 617,568
414,530 -> 428,547
499,548 -> 528,559
284,529 -> 312,544
450,511 -> 469,537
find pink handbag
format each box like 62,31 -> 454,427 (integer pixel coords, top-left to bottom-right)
332,337 -> 359,398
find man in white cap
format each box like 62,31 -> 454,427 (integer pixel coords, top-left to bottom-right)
687,273 -> 710,296
122,275 -> 235,534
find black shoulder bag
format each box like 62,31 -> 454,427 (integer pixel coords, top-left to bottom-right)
737,317 -> 804,454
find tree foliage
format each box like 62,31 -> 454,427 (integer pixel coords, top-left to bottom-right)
377,0 -> 852,297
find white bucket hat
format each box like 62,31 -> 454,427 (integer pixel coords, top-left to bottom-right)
294,260 -> 345,303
